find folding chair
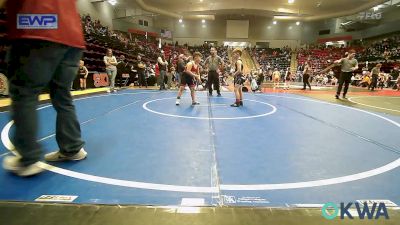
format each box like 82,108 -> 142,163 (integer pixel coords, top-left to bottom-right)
121,73 -> 130,87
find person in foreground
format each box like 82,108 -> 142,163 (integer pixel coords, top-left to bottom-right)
2,0 -> 87,177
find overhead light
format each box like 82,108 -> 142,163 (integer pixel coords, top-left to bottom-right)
373,5 -> 381,11
179,19 -> 183,23
289,26 -> 292,29
273,21 -> 277,25
108,0 -> 117,5
273,15 -> 299,20
288,0 -> 294,3
201,19 -> 205,23
200,0 -> 203,2
296,21 -> 300,25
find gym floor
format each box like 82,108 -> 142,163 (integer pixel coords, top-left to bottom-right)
0,85 -> 399,224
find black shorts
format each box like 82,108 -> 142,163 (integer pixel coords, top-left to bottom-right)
234,74 -> 245,86
180,72 -> 196,87
79,74 -> 86,79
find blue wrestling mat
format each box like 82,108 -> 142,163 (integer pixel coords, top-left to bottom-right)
0,89 -> 399,207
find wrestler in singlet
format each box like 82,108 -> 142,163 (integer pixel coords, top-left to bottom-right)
234,58 -> 245,86
181,61 -> 199,88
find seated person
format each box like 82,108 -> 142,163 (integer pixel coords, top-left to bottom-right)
358,75 -> 371,87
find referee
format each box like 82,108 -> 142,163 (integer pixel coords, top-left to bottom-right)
334,49 -> 358,99
205,47 -> 224,96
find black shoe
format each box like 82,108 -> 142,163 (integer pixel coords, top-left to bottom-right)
335,94 -> 339,99
217,93 -> 222,97
192,102 -> 200,106
208,93 -> 213,97
230,103 -> 240,107
301,88 -> 306,90
342,95 -> 347,99
239,101 -> 243,106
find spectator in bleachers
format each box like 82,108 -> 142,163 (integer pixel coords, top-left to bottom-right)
359,74 -> 371,87
378,73 -> 386,90
254,48 -> 291,74
331,77 -> 338,86
104,49 -> 118,93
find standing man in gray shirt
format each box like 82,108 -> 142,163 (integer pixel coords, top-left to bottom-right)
205,47 -> 224,96
368,63 -> 382,91
334,49 -> 358,99
157,51 -> 168,90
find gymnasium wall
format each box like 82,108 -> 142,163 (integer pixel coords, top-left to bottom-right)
76,2 -> 400,47
114,8 -> 154,28
305,7 -> 400,43
112,19 -> 160,34
77,0 -> 115,29
154,16 -> 302,48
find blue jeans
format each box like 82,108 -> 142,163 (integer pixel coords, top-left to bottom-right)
158,70 -> 166,90
175,72 -> 181,84
7,40 -> 85,166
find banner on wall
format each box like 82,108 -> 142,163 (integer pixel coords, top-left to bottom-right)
93,72 -> 109,87
161,29 -> 172,39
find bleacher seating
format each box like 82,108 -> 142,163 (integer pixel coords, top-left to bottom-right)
252,47 -> 291,72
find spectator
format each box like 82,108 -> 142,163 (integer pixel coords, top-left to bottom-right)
78,60 -> 89,90
157,51 -> 168,90
136,55 -> 147,88
368,63 -> 381,91
2,0 -> 87,177
104,49 -> 118,93
116,55 -> 129,87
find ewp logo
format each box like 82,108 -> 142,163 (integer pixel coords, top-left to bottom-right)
17,14 -> 58,29
322,202 -> 390,220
